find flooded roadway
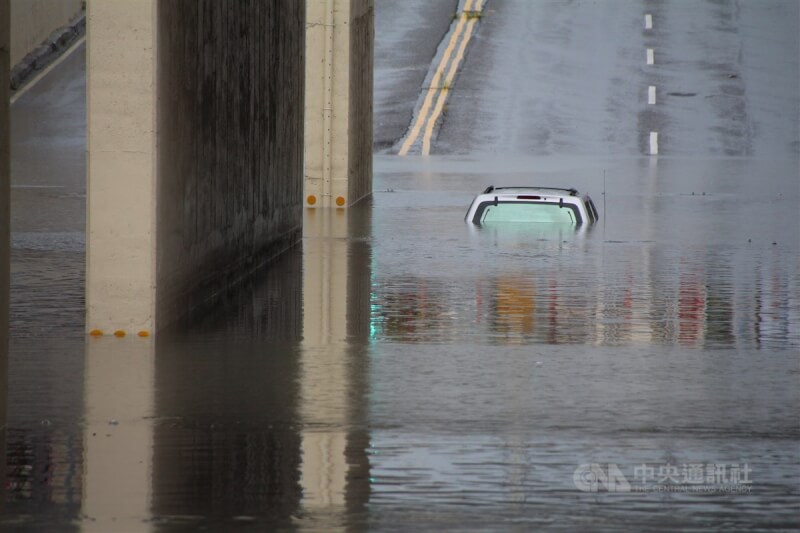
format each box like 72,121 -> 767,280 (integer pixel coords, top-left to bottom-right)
5,154 -> 799,530
5,0 -> 800,531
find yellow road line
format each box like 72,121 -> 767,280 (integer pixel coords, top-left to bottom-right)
398,0 -> 473,156
422,0 -> 483,155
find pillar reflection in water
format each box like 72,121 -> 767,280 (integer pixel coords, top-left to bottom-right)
82,337 -> 155,532
79,205 -> 373,527
150,248 -> 304,526
300,205 -> 371,519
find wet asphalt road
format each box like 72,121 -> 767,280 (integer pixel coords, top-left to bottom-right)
377,0 -> 799,158
5,1 -> 800,531
9,41 -> 86,337
373,0 -> 458,151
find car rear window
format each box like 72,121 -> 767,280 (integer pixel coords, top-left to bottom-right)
477,202 -> 577,224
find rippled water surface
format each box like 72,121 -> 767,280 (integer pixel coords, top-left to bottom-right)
5,152 -> 799,531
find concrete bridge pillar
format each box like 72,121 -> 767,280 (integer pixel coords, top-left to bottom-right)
0,0 -> 8,345
86,0 -> 158,336
304,0 -> 374,208
86,0 -> 305,335
0,0 -> 9,503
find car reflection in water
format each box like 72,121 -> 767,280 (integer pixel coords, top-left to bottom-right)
469,221 -> 596,346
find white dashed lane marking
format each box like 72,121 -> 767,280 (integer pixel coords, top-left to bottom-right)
649,132 -> 659,155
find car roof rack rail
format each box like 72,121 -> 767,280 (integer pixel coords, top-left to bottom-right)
493,186 -> 578,196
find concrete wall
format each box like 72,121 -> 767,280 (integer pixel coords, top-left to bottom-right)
156,0 -> 305,322
10,0 -> 82,66
305,0 -> 373,208
0,0 -> 8,505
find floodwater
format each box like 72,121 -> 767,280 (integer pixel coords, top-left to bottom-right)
4,1 -> 800,528
5,152 -> 800,531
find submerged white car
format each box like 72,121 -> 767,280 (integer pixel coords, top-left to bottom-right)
465,186 -> 599,226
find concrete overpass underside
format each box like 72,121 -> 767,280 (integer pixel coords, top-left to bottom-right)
86,0 -> 373,336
